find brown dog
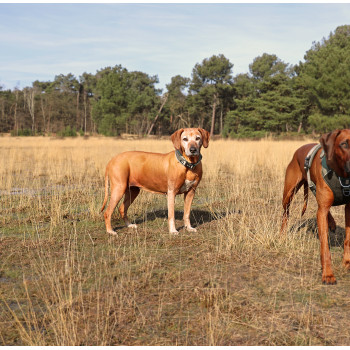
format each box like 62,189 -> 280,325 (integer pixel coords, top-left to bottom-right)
101,128 -> 210,235
281,129 -> 350,284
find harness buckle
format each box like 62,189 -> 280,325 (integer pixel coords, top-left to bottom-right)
339,178 -> 350,196
343,188 -> 350,196
304,157 -> 311,171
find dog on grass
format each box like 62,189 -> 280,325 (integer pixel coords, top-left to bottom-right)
281,129 -> 350,284
101,128 -> 210,235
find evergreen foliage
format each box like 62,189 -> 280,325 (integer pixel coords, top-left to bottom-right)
296,25 -> 350,132
1,25 -> 350,138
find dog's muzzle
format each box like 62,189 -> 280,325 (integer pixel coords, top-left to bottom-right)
345,161 -> 350,176
186,146 -> 199,156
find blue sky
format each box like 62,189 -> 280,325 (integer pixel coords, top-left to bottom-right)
1,3 -> 350,92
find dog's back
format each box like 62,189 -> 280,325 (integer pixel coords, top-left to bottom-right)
106,151 -> 175,194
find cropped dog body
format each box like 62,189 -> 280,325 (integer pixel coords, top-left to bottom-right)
101,128 -> 210,235
281,129 -> 350,284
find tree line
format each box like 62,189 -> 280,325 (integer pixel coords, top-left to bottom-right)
1,25 -> 350,138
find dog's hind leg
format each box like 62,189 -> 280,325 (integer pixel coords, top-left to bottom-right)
301,182 -> 308,217
281,158 -> 305,234
119,186 -> 140,228
328,212 -> 336,232
104,184 -> 127,235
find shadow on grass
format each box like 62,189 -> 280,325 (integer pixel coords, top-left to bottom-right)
112,208 -> 239,232
292,218 -> 345,248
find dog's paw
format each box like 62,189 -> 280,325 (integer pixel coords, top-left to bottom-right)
170,230 -> 179,235
186,226 -> 197,233
127,224 -> 138,229
322,274 -> 337,285
107,229 -> 117,236
342,259 -> 350,270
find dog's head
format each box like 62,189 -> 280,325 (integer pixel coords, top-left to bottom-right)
320,129 -> 350,177
171,128 -> 210,156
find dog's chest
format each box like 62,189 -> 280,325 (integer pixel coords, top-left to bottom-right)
179,179 -> 196,193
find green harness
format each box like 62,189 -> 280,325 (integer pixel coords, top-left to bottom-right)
304,144 -> 350,206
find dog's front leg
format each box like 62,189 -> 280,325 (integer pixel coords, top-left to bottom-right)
317,206 -> 336,284
184,189 -> 197,232
343,203 -> 350,269
167,189 -> 178,234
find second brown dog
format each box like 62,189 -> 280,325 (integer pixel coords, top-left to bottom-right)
281,129 -> 350,284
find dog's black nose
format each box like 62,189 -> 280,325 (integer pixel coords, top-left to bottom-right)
190,146 -> 197,154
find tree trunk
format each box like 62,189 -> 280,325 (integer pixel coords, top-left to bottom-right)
76,90 -> 80,131
90,105 -> 95,134
1,99 -> 4,132
48,106 -> 51,134
30,92 -> 35,134
40,95 -> 46,134
147,93 -> 168,136
83,92 -> 88,135
220,107 -> 223,136
14,90 -> 18,136
298,121 -> 302,133
210,93 -> 218,137
24,88 -> 36,135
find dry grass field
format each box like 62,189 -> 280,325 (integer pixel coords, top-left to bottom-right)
1,135 -> 350,345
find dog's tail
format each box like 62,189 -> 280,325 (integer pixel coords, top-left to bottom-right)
301,181 -> 308,217
100,169 -> 109,212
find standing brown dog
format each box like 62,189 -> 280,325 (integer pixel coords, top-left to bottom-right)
101,128 -> 210,235
281,129 -> 350,284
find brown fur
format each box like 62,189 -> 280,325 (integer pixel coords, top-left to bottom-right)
281,129 -> 350,284
101,128 -> 210,235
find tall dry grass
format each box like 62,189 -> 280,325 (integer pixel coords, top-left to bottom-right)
1,135 -> 350,345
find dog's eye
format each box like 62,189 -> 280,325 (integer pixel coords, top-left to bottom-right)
196,136 -> 201,141
341,141 -> 349,149
183,137 -> 188,142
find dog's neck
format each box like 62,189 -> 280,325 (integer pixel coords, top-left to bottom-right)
183,153 -> 200,164
175,149 -> 202,170
326,158 -> 349,179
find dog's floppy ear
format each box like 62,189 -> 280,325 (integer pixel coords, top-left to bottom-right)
171,128 -> 184,150
320,129 -> 341,162
198,128 -> 210,148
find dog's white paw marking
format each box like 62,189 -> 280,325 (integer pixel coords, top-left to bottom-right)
127,224 -> 138,229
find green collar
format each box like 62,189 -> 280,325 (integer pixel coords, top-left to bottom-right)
175,149 -> 202,170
